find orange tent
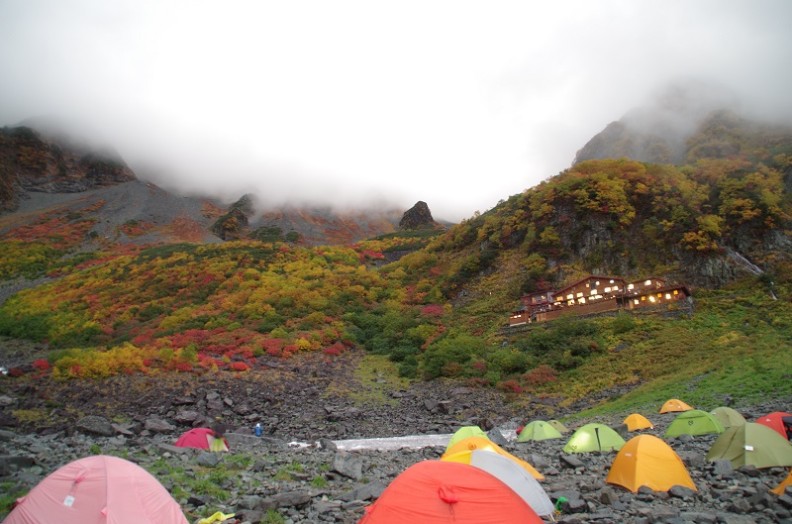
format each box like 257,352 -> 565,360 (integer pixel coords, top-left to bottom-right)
659,399 -> 694,414
623,413 -> 654,431
606,435 -> 696,493
773,470 -> 792,496
358,460 -> 542,524
442,436 -> 543,480
756,411 -> 792,439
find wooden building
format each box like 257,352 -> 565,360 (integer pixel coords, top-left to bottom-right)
509,274 -> 691,326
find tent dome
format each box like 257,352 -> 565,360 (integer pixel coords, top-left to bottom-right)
441,450 -> 554,517
446,426 -> 488,449
442,436 -> 543,480
358,460 -> 542,523
659,399 -> 694,413
707,422 -> 792,469
710,407 -> 746,429
606,435 -> 696,493
623,413 -> 654,432
3,455 -> 188,524
517,421 -> 563,442
756,411 -> 792,439
665,410 -> 724,438
547,420 -> 570,433
174,427 -> 229,451
563,423 -> 625,453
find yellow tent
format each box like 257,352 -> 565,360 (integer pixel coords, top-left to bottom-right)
623,413 -> 654,431
606,435 -> 696,493
773,470 -> 792,496
442,436 -> 544,480
659,398 -> 694,414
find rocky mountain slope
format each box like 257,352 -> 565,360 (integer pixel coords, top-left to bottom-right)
0,126 -> 432,248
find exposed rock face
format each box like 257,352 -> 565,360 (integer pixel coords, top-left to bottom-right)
398,201 -> 436,230
0,126 -> 136,212
211,194 -> 254,240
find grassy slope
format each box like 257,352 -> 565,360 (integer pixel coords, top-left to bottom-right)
550,281 -> 792,417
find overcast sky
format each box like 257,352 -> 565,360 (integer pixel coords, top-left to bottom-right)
1,1 -> 791,221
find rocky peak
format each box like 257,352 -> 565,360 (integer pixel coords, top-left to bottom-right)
211,194 -> 256,240
0,126 -> 136,212
399,201 -> 436,230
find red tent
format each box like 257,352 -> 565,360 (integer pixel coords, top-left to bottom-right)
3,455 -> 188,524
756,411 -> 792,439
174,428 -> 229,451
358,460 -> 542,524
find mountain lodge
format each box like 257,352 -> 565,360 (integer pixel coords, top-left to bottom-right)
509,275 -> 691,326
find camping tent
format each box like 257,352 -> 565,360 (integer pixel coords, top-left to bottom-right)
665,410 -> 724,438
174,427 -> 229,452
442,450 -> 554,517
623,413 -> 654,432
606,435 -> 696,493
517,421 -> 563,442
756,411 -> 792,439
3,455 -> 188,524
563,423 -> 625,453
706,422 -> 792,469
659,399 -> 694,414
446,426 -> 489,449
773,469 -> 792,496
442,436 -> 543,480
547,420 -> 570,433
358,460 -> 543,523
710,406 -> 746,429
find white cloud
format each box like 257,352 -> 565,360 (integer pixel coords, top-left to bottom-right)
1,0 -> 791,221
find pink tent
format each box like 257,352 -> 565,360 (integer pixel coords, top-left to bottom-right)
3,455 -> 188,524
174,428 -> 229,451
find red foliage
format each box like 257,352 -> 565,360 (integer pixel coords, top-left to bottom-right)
323,341 -> 346,357
470,360 -> 487,374
173,362 -> 193,372
359,249 -> 385,262
497,380 -> 523,394
262,338 -> 284,357
168,329 -> 211,349
420,304 -> 444,317
282,344 -> 299,358
229,361 -> 250,372
465,377 -> 490,388
32,359 -> 51,371
132,332 -> 155,346
8,367 -> 25,378
522,365 -> 558,386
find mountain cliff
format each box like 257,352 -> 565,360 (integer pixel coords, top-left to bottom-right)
0,126 -> 417,247
431,110 -> 792,294
0,126 -> 137,212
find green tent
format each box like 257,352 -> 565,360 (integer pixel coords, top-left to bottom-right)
563,423 -> 625,453
710,406 -> 746,429
548,420 -> 570,433
706,422 -> 792,469
664,409 -> 724,438
517,421 -> 563,442
447,426 -> 489,449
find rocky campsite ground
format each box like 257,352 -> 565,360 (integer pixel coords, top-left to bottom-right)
1,349 -> 792,523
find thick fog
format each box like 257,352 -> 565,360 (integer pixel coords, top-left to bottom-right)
1,1 -> 790,221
